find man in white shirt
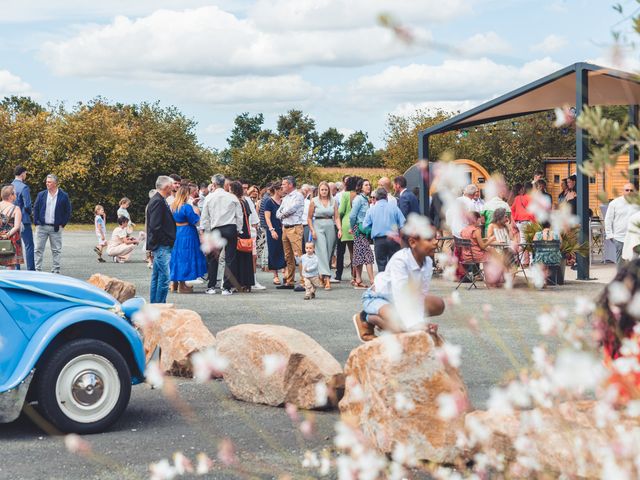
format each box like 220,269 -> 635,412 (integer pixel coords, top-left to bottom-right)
352,221 -> 445,342
445,184 -> 477,237
276,175 -> 305,290
201,174 -> 243,295
605,183 -> 639,265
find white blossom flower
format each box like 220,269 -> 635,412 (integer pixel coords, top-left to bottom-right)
319,451 -> 331,476
402,213 -> 434,239
64,434 -> 91,454
380,334 -> 403,363
388,461 -> 407,480
437,392 -> 465,420
594,400 -> 619,429
195,453 -> 214,475
552,349 -> 606,393
315,382 -> 328,407
191,348 -> 229,382
448,291 -> 461,306
302,450 -> 320,468
172,452 -> 193,475
608,281 -> 631,305
529,263 -> 546,290
443,265 -> 458,282
612,356 -> 640,375
554,105 -> 575,127
200,229 -> 227,254
487,387 -> 513,414
391,442 -> 417,467
394,392 -> 415,414
262,353 -> 287,377
536,312 -> 558,336
625,400 -> 640,417
627,293 -> 640,318
145,360 -> 165,389
575,296 -> 596,316
432,161 -> 469,207
526,191 -> 552,223
465,415 -> 491,445
550,202 -> 579,233
506,381 -> 531,409
435,343 -> 462,368
132,305 -> 162,329
620,337 -> 640,357
149,459 -> 177,480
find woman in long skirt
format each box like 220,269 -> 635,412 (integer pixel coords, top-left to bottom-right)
264,182 -> 286,284
308,181 -> 341,289
349,178 -> 375,288
230,181 -> 255,292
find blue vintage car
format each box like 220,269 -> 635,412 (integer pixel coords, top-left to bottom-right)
0,271 -> 146,434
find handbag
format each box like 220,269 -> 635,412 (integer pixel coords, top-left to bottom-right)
236,202 -> 254,253
0,239 -> 15,257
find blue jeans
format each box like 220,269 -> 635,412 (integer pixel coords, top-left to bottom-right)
150,246 -> 172,304
21,223 -> 35,270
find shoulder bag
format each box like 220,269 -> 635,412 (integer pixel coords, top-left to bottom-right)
0,206 -> 16,257
236,202 -> 254,253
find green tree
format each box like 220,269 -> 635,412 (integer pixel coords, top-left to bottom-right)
343,130 -> 381,167
276,109 -> 318,149
225,134 -> 316,186
316,127 -> 345,166
227,112 -> 266,149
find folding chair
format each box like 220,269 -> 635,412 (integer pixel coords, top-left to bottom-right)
589,218 -> 604,261
532,240 -> 562,286
454,237 -> 486,290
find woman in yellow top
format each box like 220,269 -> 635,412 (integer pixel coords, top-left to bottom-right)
337,176 -> 359,283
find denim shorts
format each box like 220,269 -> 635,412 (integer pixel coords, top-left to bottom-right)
362,289 -> 393,322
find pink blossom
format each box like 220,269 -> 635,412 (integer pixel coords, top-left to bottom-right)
172,452 -> 193,475
195,453 -> 214,475
64,434 -> 92,455
300,418 -> 316,439
437,392 -> 466,419
217,439 -> 237,466
145,361 -> 165,389
435,342 -> 462,368
191,347 -> 228,382
285,402 -> 299,422
149,459 -> 177,480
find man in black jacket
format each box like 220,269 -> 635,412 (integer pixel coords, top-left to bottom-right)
33,174 -> 72,273
147,175 -> 177,303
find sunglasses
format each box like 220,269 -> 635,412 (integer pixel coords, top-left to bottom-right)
624,189 -> 634,192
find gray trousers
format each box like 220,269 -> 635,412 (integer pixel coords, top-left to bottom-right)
35,225 -> 63,273
614,239 -> 624,266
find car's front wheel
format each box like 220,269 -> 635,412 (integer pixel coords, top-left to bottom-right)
35,339 -> 132,434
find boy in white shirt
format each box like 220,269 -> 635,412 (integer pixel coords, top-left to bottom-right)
352,224 -> 445,341
300,242 -> 323,300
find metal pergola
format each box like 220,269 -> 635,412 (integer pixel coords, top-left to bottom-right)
419,62 -> 640,280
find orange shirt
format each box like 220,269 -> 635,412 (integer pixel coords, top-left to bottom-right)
511,194 -> 536,222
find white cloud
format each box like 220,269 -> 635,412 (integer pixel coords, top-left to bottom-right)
337,127 -> 356,137
250,0 -> 472,31
0,0 -> 248,23
351,57 -> 562,102
41,6 -> 435,79
531,34 -> 567,53
588,52 -> 640,73
0,70 -> 35,97
460,31 -> 511,56
205,123 -> 229,135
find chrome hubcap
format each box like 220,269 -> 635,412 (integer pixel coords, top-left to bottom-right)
71,371 -> 104,406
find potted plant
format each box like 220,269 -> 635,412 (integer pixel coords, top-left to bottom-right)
523,222 -> 590,285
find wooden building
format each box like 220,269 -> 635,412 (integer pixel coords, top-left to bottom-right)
544,155 -> 632,216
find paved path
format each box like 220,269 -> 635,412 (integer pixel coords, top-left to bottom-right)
0,232 -> 608,479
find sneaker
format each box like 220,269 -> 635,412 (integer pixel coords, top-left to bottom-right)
304,295 -> 311,300
93,246 -> 101,255
276,284 -> 295,290
97,257 -> 106,263
329,278 -> 340,284
205,288 -> 217,295
187,278 -> 204,285
221,289 -> 233,296
311,292 -> 315,299
294,285 -> 305,292
253,282 -> 267,290
352,312 -> 376,343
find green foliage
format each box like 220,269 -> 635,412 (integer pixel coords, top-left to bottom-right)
343,131 -> 381,167
523,222 -> 589,257
227,112 -> 267,149
276,109 -> 318,149
1,97 -> 218,222
383,108 -> 575,184
316,127 -> 345,166
224,134 -> 316,186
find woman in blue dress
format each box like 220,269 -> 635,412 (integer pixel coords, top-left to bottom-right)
263,182 -> 286,285
170,186 -> 207,293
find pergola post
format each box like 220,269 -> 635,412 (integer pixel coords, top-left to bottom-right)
630,104 -> 639,188
418,133 -> 430,215
575,65 -> 590,280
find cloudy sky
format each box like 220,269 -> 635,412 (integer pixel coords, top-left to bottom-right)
0,0 -> 632,149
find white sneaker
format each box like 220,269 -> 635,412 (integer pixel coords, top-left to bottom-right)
205,288 -> 217,295
187,278 -> 204,286
221,289 -> 233,296
253,282 -> 266,290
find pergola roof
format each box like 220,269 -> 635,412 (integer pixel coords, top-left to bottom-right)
420,62 -> 640,136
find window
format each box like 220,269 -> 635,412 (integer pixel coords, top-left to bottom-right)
554,175 -> 560,183
589,177 -> 596,184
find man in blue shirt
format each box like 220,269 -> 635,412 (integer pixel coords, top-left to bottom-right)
394,175 -> 420,219
362,188 -> 406,272
11,165 -> 34,270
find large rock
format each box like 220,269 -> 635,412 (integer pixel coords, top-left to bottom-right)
87,273 -> 136,303
142,307 -> 217,377
466,401 -> 640,478
216,324 -> 344,409
339,331 -> 469,464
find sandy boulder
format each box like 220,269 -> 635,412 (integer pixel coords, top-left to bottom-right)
142,307 -> 217,377
339,331 -> 469,464
216,324 -> 344,409
87,273 -> 136,303
466,401 -> 640,478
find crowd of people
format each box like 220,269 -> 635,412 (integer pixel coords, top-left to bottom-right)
2,163 -> 639,343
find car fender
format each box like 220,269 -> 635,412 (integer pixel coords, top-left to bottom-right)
0,306 -> 146,392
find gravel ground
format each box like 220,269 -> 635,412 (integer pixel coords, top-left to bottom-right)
0,232 -> 608,479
